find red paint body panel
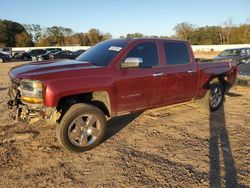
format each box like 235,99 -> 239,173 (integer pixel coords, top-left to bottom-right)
9,39 -> 237,117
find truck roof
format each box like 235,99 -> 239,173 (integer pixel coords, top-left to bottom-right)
124,38 -> 188,43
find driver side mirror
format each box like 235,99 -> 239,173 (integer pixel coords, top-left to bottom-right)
121,57 -> 143,68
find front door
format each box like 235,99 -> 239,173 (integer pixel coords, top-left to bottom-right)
115,41 -> 164,114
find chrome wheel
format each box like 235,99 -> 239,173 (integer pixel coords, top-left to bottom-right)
210,86 -> 223,108
68,114 -> 101,147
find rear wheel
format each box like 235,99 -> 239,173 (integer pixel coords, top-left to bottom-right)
0,58 -> 3,63
202,83 -> 224,112
56,103 -> 107,152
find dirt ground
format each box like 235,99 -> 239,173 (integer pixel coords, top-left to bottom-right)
194,51 -> 220,59
0,60 -> 249,188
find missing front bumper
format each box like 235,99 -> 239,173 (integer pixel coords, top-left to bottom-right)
7,100 -> 60,125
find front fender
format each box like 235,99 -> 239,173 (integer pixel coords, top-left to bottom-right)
42,76 -> 117,116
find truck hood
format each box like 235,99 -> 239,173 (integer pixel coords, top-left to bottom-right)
10,60 -> 100,79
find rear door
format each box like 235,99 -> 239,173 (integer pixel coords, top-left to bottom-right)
160,41 -> 198,104
115,41 -> 164,114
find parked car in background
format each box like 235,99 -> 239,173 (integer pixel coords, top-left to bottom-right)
37,50 -> 58,61
0,51 -> 11,62
0,47 -> 12,57
213,48 -> 250,64
51,50 -> 78,60
14,49 -> 47,61
74,49 -> 86,57
238,58 -> 250,83
45,48 -> 62,52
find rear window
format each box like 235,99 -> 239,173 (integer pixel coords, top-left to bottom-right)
163,42 -> 190,65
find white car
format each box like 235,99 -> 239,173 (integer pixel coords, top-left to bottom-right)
0,47 -> 12,57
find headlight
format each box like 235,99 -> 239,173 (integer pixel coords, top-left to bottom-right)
18,79 -> 43,103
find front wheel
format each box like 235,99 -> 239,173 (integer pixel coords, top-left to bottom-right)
0,58 -> 3,63
56,103 -> 107,152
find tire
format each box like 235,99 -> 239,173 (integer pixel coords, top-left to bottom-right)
56,103 -> 107,152
203,83 -> 224,112
23,56 -> 28,61
0,58 -> 3,63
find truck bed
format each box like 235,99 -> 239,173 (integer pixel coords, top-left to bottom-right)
195,60 -> 238,98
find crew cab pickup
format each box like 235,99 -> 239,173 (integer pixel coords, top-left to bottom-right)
8,39 -> 237,152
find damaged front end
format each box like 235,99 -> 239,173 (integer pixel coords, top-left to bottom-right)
7,78 -> 60,124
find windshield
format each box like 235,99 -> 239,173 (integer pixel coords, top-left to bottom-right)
76,39 -> 128,66
218,49 -> 241,57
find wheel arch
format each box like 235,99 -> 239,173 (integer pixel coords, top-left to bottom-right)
207,74 -> 228,91
56,91 -> 112,120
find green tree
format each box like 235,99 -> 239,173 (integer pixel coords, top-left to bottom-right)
41,26 -> 74,46
0,19 -> 27,47
15,32 -> 34,47
126,33 -> 144,38
173,22 -> 194,41
46,26 -> 65,45
190,26 -> 221,45
102,32 -> 112,41
87,28 -> 102,46
64,33 -> 85,46
36,37 -> 51,46
23,24 -> 42,45
228,24 -> 250,44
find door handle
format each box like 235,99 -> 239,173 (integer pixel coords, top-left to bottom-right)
187,69 -> 196,73
153,72 -> 164,77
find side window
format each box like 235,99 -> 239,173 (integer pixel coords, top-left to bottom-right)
163,42 -> 190,65
126,42 -> 159,68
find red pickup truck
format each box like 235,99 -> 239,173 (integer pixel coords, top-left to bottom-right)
8,39 -> 237,152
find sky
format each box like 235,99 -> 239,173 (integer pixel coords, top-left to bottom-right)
0,0 -> 249,37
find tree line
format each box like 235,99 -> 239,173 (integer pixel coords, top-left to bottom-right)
0,19 -> 249,47
173,20 -> 250,45
0,20 -> 112,47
